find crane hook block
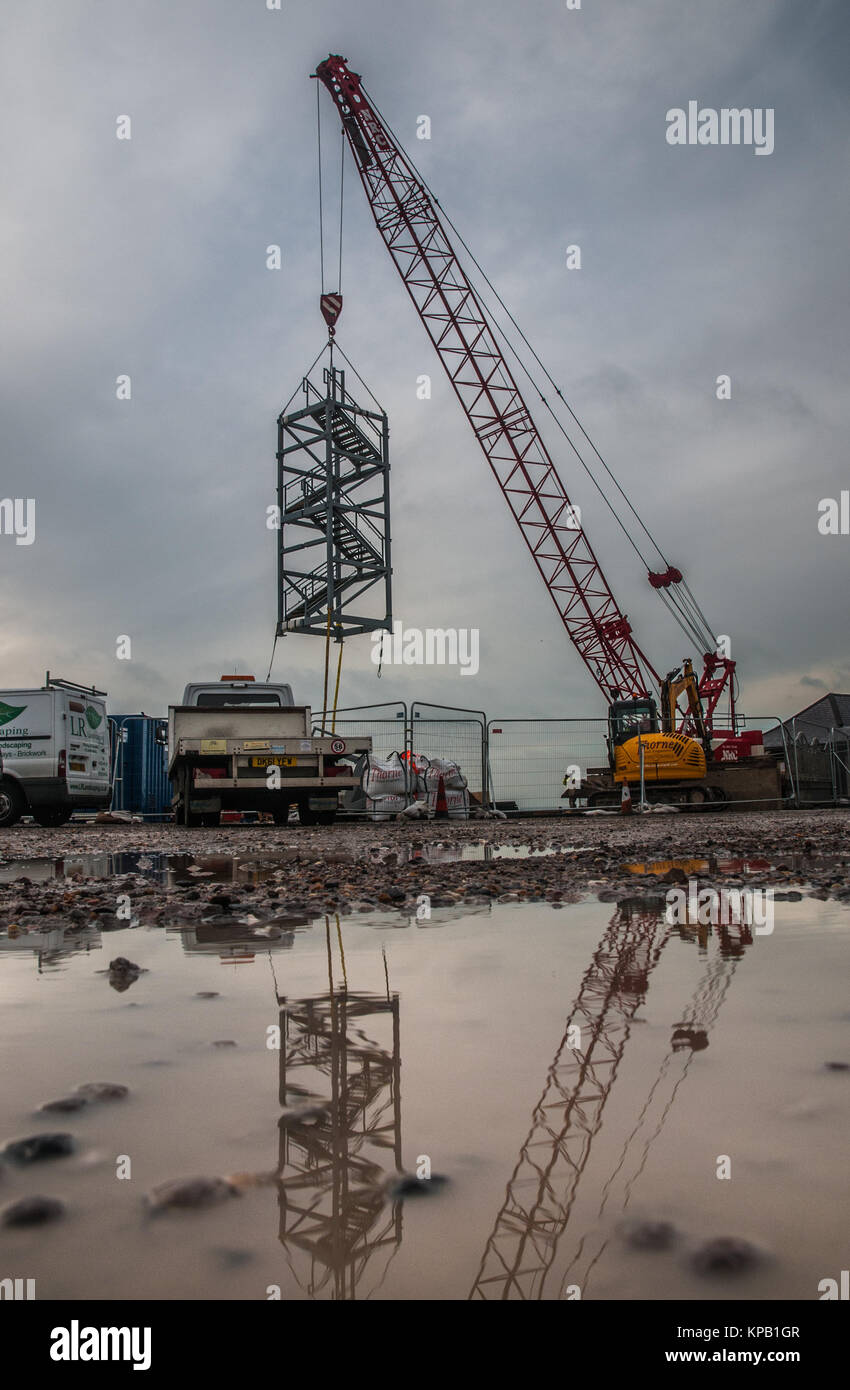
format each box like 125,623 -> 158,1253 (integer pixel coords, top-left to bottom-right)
320,293 -> 343,334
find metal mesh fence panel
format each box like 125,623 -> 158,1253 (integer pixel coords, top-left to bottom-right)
308,706 -> 818,813
487,719 -> 609,811
312,703 -> 408,762
409,719 -> 486,803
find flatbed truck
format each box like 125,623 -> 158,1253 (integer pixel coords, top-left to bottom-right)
168,675 -> 369,826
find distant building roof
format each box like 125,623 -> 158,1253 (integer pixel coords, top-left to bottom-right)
763,693 -> 850,748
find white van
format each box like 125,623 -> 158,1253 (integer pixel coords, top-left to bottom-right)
0,675 -> 112,826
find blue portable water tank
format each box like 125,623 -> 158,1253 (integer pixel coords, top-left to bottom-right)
109,715 -> 172,818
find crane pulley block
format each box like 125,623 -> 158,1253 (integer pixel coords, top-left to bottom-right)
320,293 -> 343,334
648,566 -> 684,589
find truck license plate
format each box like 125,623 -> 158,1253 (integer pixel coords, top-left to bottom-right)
250,755 -> 296,767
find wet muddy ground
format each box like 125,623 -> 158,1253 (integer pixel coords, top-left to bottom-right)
1,809 -> 849,920
0,810 -> 848,1300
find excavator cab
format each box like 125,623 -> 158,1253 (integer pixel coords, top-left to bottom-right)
608,698 -> 659,757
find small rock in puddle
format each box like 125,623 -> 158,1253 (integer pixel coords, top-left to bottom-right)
212,1040 -> 237,1048
3,1133 -> 76,1164
39,1095 -> 90,1115
384,1172 -> 449,1200
690,1236 -> 764,1277
824,1061 -> 848,1072
106,957 -> 145,992
195,992 -> 220,1000
146,1176 -> 239,1213
76,1083 -> 129,1102
39,1083 -> 128,1112
1,1195 -> 66,1228
619,1218 -> 678,1251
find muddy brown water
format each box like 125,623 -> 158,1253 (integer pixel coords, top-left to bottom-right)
0,891 -> 847,1301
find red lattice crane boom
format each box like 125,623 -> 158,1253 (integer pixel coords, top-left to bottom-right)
314,54 -> 658,703
314,55 -> 742,735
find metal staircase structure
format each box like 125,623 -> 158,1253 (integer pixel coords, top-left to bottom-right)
277,365 -> 392,640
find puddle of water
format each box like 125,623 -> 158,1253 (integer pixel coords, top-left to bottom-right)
0,896 -> 847,1300
0,853 -> 272,888
625,857 -> 764,877
0,842 -> 586,887
624,853 -> 846,879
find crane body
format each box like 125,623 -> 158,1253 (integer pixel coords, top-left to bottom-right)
313,55 -> 752,803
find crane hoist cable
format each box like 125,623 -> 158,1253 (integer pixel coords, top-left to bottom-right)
338,128 -> 345,295
316,82 -> 325,296
322,609 -> 332,727
333,338 -> 385,412
479,292 -> 713,658
363,85 -> 719,658
316,83 -> 346,302
265,631 -> 278,682
331,625 -> 344,732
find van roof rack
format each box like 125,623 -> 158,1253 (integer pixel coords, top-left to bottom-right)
44,672 -> 108,697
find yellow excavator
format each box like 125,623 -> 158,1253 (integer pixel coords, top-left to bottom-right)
569,659 -> 725,807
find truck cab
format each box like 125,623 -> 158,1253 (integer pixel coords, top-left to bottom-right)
181,677 -> 294,708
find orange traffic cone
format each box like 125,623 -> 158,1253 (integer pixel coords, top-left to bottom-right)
435,774 -> 448,819
620,781 -> 633,815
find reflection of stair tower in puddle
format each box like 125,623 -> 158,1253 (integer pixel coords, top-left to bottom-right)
277,365 -> 392,641
276,986 -> 403,1300
470,898 -> 754,1300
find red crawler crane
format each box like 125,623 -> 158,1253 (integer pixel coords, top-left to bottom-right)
314,55 -> 745,799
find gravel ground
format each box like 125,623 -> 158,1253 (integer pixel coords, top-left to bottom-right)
0,809 -> 848,927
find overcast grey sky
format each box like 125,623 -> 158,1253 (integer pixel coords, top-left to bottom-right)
1,0 -> 848,723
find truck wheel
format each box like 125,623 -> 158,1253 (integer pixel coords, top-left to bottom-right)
179,774 -> 201,826
200,812 -> 220,827
316,810 -> 337,825
0,780 -> 24,828
32,806 -> 73,827
272,808 -> 292,825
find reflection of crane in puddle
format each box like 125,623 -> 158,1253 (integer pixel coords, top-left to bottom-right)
470,896 -> 752,1299
273,921 -> 403,1299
